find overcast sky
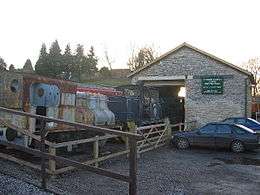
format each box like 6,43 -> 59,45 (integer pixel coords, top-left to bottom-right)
0,0 -> 260,69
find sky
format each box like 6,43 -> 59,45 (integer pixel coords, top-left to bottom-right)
0,0 -> 260,70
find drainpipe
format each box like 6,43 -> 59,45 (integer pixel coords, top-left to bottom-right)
244,78 -> 248,118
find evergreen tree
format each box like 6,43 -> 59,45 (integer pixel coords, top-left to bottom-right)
35,43 -> 50,76
73,44 -> 85,81
34,41 -> 99,81
62,44 -> 74,80
0,56 -> 7,71
49,40 -> 62,77
74,45 -> 98,81
23,59 -> 34,73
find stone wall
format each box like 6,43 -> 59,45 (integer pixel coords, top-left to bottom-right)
131,46 -> 252,128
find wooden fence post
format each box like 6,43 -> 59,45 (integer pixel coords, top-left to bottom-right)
125,136 -> 129,155
165,118 -> 172,143
127,122 -> 139,158
93,136 -> 99,167
49,147 -> 56,174
40,119 -> 47,190
178,123 -> 182,131
129,137 -> 137,195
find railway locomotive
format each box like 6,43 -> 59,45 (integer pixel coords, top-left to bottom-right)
0,71 -> 162,147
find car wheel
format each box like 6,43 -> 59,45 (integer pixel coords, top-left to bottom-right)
231,140 -> 245,153
176,138 -> 189,149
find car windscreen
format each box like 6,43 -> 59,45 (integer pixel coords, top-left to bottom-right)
235,124 -> 255,134
248,118 -> 260,125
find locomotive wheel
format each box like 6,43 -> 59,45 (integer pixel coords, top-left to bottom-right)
6,128 -> 17,142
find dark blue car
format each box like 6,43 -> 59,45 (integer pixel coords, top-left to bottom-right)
172,123 -> 259,153
222,117 -> 260,133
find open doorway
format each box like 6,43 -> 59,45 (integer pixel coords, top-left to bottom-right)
158,86 -> 185,124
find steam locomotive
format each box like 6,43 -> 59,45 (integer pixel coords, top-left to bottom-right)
0,71 -> 162,146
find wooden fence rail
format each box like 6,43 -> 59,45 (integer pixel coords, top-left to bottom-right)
131,119 -> 172,154
0,106 -> 140,195
170,120 -> 197,131
0,106 -> 193,194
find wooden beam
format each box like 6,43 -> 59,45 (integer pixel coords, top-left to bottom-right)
0,140 -> 130,183
138,142 -> 166,154
0,107 -> 141,139
138,138 -> 167,149
137,135 -> 168,146
137,123 -> 165,131
129,138 -> 137,195
138,129 -> 166,136
52,134 -> 118,148
93,136 -> 99,168
48,147 -> 56,174
55,149 -> 130,174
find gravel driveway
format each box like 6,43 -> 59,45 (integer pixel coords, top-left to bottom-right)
0,146 -> 259,195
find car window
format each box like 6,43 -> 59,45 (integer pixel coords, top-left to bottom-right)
216,125 -> 232,134
199,124 -> 216,134
235,124 -> 255,134
232,126 -> 247,134
236,118 -> 246,124
246,119 -> 257,126
248,118 -> 260,125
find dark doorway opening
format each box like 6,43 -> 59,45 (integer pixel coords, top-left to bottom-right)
158,86 -> 185,124
35,106 -> 46,131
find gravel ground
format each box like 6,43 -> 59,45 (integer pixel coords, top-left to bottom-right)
0,146 -> 259,195
0,172 -> 52,195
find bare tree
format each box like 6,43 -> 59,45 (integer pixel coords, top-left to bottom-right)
127,46 -> 158,71
104,49 -> 114,70
242,57 -> 260,95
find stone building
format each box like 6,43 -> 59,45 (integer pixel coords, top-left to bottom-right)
128,43 -> 254,128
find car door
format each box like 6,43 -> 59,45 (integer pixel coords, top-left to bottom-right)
193,124 -> 216,148
215,124 -> 233,148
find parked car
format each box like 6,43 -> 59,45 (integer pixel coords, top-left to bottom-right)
172,123 -> 259,153
222,117 -> 260,133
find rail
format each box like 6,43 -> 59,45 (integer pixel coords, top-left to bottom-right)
170,120 -> 197,131
130,119 -> 171,154
0,106 -> 141,195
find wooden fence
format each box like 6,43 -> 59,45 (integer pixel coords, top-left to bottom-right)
0,106 -> 140,195
170,120 -> 197,131
0,106 -> 193,194
127,119 -> 172,155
